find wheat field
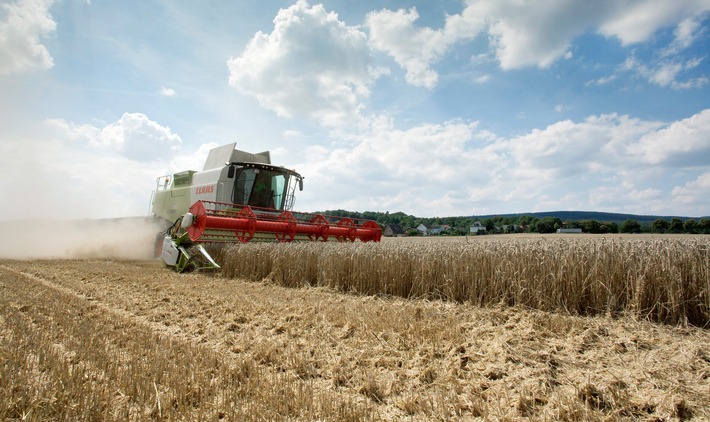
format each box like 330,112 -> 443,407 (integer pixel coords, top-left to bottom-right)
2,235 -> 709,420
216,235 -> 710,327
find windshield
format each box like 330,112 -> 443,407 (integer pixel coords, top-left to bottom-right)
233,167 -> 289,209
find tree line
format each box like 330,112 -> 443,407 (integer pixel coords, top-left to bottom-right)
320,209 -> 710,235
515,216 -> 710,234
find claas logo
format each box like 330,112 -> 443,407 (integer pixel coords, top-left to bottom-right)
195,185 -> 215,194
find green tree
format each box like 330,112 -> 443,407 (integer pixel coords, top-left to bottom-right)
534,217 -> 562,233
517,215 -> 534,227
531,217 -> 541,232
698,218 -> 710,234
620,219 -> 641,233
669,218 -> 684,233
483,219 -> 496,232
600,221 -> 619,233
578,220 -> 601,233
651,218 -> 669,233
683,219 -> 697,233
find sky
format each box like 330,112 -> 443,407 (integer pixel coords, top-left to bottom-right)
1,0 -> 709,221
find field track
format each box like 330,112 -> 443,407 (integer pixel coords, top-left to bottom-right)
2,255 -> 709,420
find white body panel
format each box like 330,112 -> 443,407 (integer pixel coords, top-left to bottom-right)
161,235 -> 180,266
190,167 -> 236,206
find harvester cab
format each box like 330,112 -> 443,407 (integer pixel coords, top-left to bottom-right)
151,143 -> 381,272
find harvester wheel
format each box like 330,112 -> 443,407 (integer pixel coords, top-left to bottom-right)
235,206 -> 257,242
336,218 -> 356,242
275,211 -> 297,242
308,214 -> 329,241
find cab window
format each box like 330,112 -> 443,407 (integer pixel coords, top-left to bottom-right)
233,168 -> 289,209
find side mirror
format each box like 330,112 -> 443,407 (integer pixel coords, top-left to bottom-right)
298,177 -> 303,191
227,165 -> 235,178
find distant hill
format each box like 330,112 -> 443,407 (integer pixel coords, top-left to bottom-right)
473,211 -> 708,224
318,209 -> 709,229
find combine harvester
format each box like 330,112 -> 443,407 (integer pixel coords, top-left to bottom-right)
151,143 -> 381,272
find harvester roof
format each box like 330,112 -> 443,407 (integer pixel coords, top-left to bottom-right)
202,142 -> 271,171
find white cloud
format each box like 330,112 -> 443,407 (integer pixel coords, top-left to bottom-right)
365,0 -> 599,77
482,110 -> 708,214
365,0 -> 710,88
650,62 -> 684,86
585,74 -> 617,87
282,130 -> 303,138
293,119 -> 502,215
661,15 -> 705,57
477,0 -> 608,70
365,7 -> 453,88
472,74 -> 490,84
589,23 -> 707,90
598,1 -> 709,45
618,53 -> 708,90
160,87 -> 177,97
672,172 -> 710,209
505,113 -> 663,179
227,0 -> 382,128
364,3 -> 491,88
648,57 -> 708,89
0,113 -> 193,220
47,113 -> 182,162
635,108 -> 710,165
671,76 -> 709,90
293,109 -> 710,217
588,185 -> 664,213
0,0 -> 56,75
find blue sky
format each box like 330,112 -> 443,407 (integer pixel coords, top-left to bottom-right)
1,0 -> 709,220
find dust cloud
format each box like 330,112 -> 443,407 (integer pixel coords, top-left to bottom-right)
0,217 -> 168,260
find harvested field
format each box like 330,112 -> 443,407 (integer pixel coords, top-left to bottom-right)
2,236 -> 710,420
